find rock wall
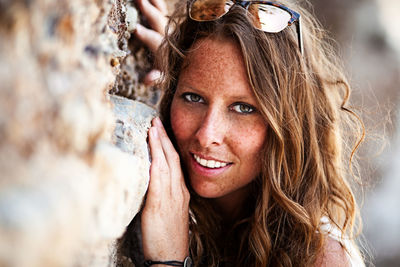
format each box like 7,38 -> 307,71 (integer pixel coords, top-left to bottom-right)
0,0 -> 158,266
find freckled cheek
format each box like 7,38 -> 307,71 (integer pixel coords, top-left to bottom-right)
170,102 -> 196,145
230,124 -> 266,176
231,124 -> 266,151
171,107 -> 183,142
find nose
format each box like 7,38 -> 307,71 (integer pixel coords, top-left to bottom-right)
195,107 -> 227,148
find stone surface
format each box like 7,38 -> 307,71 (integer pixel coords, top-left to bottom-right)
0,0 -> 156,266
0,95 -> 156,267
109,0 -> 162,106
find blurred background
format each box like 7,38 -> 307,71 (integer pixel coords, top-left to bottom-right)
307,0 -> 400,266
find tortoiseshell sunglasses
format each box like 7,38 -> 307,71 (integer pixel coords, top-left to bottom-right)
188,0 -> 303,55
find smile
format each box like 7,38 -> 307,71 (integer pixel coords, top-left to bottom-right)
193,154 -> 229,169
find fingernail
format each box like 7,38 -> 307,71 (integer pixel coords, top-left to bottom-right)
134,23 -> 143,34
155,117 -> 163,127
144,70 -> 161,86
151,126 -> 158,138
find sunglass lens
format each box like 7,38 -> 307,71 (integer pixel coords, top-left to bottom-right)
190,0 -> 234,21
249,4 -> 291,33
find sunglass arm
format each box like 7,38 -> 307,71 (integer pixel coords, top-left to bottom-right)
297,17 -> 304,55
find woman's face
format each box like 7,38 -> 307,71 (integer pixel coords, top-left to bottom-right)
170,37 -> 267,205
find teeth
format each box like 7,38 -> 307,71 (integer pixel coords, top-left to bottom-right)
193,154 -> 228,169
206,160 -> 215,168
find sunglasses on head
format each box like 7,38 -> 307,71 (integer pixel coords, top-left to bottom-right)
188,0 -> 303,55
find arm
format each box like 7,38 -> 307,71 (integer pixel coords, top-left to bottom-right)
137,2 -> 190,263
141,117 -> 190,263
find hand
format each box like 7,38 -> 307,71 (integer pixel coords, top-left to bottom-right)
141,117 -> 190,261
135,0 -> 168,85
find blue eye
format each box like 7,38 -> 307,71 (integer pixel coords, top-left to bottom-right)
231,103 -> 255,114
183,93 -> 204,103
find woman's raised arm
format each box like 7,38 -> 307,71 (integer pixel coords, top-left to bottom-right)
141,117 -> 190,262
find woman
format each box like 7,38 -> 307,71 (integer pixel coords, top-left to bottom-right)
122,0 -> 366,266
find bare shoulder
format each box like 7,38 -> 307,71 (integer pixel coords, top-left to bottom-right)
314,237 -> 351,267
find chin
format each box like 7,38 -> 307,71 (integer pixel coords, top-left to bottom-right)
190,182 -> 225,199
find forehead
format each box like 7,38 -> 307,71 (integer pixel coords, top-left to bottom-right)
182,37 -> 245,76
178,37 -> 253,97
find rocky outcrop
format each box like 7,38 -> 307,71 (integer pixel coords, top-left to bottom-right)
0,0 -> 157,266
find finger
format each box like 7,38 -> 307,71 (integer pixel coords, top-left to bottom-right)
153,117 -> 184,185
150,0 -> 168,15
134,24 -> 163,53
143,69 -> 162,86
137,0 -> 168,34
148,126 -> 170,193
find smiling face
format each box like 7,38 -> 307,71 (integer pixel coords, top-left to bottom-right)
170,37 -> 267,209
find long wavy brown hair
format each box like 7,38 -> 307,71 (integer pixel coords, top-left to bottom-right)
154,0 -> 365,266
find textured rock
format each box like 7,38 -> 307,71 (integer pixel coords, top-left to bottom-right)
0,0 -> 156,266
109,0 -> 160,105
96,95 -> 156,240
0,95 -> 156,267
0,154 -> 96,267
77,96 -> 155,267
